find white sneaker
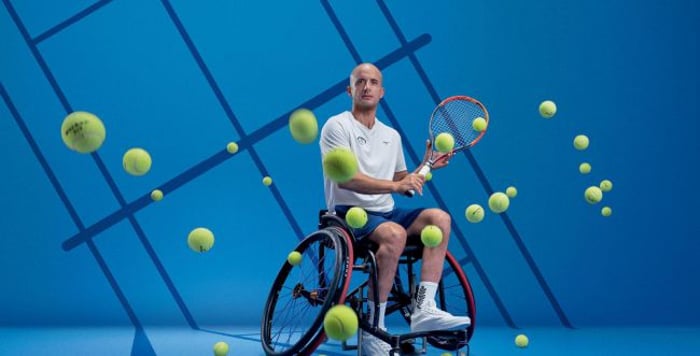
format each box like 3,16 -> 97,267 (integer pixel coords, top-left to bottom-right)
410,300 -> 471,332
361,330 -> 393,355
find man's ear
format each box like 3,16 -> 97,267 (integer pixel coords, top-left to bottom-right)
379,87 -> 385,99
346,86 -> 352,97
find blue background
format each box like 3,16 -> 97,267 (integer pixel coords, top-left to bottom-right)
2,0 -> 699,334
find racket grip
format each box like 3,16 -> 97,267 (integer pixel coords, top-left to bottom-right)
405,164 -> 433,197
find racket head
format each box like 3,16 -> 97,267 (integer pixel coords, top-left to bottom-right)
428,95 -> 489,153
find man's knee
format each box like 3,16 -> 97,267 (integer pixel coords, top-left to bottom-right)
425,208 -> 451,227
372,223 -> 407,256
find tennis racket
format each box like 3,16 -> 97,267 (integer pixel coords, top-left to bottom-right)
407,95 -> 489,197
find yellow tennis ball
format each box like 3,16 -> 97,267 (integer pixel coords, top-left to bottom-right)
584,186 -> 603,204
213,341 -> 229,356
287,251 -> 302,266
421,225 -> 443,247
465,204 -> 484,223
61,111 -> 106,153
573,134 -> 589,150
579,162 -> 591,174
515,334 -> 529,348
323,305 -> 358,341
425,171 -> 433,182
226,142 -> 239,154
262,176 -> 273,186
123,148 -> 152,176
600,179 -> 613,192
539,100 -> 557,118
601,206 -> 612,217
434,132 -> 455,153
506,186 -> 518,198
322,148 -> 358,183
472,117 -> 487,132
488,192 -> 510,213
187,227 -> 214,253
289,108 -> 319,144
345,207 -> 368,229
150,189 -> 163,201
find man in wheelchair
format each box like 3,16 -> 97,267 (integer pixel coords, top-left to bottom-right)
319,63 -> 471,354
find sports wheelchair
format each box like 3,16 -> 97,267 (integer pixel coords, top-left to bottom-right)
261,211 -> 476,355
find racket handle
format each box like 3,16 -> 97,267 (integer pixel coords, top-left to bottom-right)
405,164 -> 433,197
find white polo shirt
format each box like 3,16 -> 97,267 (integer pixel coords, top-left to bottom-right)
320,111 -> 407,213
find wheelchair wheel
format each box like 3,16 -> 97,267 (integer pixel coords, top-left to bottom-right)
427,250 -> 476,350
261,229 -> 349,355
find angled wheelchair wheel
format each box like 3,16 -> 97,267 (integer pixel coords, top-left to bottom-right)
426,250 -> 477,350
261,229 -> 349,356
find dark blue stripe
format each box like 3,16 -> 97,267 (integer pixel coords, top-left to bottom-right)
33,0 -> 114,44
87,240 -> 143,328
4,0 -> 194,332
128,215 -> 198,329
376,0 -> 572,328
62,34 -> 431,251
160,0 -> 306,242
1,83 -> 84,230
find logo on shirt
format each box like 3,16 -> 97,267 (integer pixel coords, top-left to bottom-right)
356,136 -> 367,145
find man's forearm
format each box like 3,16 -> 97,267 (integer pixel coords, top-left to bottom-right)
338,172 -> 397,194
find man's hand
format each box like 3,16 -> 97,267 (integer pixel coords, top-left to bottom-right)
395,173 -> 425,196
420,139 -> 454,171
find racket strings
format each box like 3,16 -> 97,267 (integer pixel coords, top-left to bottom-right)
431,100 -> 486,149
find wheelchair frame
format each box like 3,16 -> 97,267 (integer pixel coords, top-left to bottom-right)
261,211 -> 476,355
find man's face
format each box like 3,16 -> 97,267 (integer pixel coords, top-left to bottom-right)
348,66 -> 384,110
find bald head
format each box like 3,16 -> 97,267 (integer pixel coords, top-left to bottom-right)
350,63 -> 382,84
347,63 -> 384,112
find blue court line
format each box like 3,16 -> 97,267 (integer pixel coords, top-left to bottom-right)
376,0 -> 573,329
1,82 -> 143,330
3,0 -> 198,330
159,0 -> 306,243
320,0 -> 516,328
62,34 -> 431,251
32,0 -> 114,44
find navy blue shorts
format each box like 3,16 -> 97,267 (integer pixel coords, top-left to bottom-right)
334,205 -> 425,240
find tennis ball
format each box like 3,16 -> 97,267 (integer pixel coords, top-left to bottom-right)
287,251 -> 302,266
150,189 -> 163,201
515,334 -> 529,348
539,100 -> 557,118
323,148 -> 358,183
187,227 -> 214,253
601,206 -> 612,217
421,225 -> 443,247
584,186 -> 603,204
488,192 -> 510,213
579,162 -> 591,174
323,304 -> 358,341
123,148 -> 152,176
472,117 -> 487,132
425,171 -> 433,182
262,176 -> 273,186
61,111 -> 106,153
506,186 -> 518,198
573,134 -> 589,150
289,108 -> 318,144
434,133 -> 455,153
213,341 -> 229,356
600,179 -> 613,192
226,142 -> 238,154
345,207 -> 368,229
465,204 -> 484,223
